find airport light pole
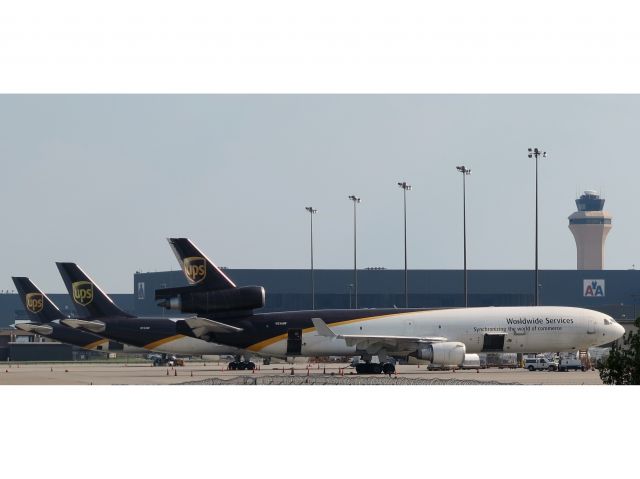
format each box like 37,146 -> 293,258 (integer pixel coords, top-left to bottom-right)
528,147 -> 547,306
456,166 -> 471,307
305,207 -> 318,309
397,181 -> 412,307
348,195 -> 361,309
538,283 -> 542,306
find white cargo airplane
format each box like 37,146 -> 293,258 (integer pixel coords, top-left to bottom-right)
301,306 -> 625,373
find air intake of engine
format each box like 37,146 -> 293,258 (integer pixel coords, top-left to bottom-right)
416,342 -> 466,366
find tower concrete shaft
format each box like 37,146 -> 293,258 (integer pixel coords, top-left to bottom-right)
568,190 -> 612,270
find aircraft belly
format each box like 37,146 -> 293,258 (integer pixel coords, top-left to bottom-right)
151,336 -> 238,355
506,327 -> 592,353
258,340 -> 287,356
120,345 -> 149,354
302,335 -> 355,356
256,335 -> 355,356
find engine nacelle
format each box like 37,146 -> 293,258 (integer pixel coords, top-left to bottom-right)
159,286 -> 265,314
416,342 -> 466,366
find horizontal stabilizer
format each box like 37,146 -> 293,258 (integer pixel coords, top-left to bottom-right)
14,322 -> 37,332
182,317 -> 243,338
61,319 -> 106,334
14,323 -> 53,335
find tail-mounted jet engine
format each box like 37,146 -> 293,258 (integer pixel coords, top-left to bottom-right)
156,285 -> 265,314
416,342 -> 466,366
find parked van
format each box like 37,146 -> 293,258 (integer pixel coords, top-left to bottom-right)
559,358 -> 586,372
524,357 -> 557,371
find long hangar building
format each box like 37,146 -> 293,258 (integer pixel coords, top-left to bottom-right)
1,191 -> 639,328
1,268 -> 636,329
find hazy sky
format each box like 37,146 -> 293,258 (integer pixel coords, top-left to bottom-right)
0,95 -> 637,292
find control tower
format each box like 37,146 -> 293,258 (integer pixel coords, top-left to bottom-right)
568,190 -> 612,270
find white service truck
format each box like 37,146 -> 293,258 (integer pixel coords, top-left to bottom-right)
524,357 -> 557,371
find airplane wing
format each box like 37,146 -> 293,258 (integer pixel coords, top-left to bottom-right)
181,317 -> 243,338
312,317 -> 447,352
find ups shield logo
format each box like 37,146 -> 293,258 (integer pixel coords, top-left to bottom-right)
72,281 -> 94,306
183,257 -> 206,284
26,293 -> 44,314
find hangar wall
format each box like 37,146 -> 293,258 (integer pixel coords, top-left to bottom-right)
1,269 -> 639,328
132,269 -> 640,320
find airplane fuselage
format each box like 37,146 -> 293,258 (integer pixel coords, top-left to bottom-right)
65,306 -> 623,359
63,316 -> 242,356
240,306 -> 622,357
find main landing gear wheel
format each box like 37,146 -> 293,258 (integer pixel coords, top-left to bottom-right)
382,363 -> 396,375
228,361 -> 255,370
355,362 -> 390,374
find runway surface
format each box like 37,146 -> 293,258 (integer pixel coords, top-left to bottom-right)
0,361 -> 605,385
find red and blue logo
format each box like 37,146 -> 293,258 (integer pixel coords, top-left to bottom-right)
583,279 -> 605,297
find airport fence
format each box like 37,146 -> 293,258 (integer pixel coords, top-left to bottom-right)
181,375 -> 520,385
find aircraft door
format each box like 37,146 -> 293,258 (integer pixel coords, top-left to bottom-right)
587,318 -> 596,334
482,333 -> 505,352
287,328 -> 303,355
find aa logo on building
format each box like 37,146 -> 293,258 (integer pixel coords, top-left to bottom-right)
183,257 -> 206,284
26,293 -> 44,313
72,281 -> 94,305
583,279 -> 605,297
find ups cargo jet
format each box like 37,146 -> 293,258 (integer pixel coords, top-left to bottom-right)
54,263 -> 255,366
156,238 -> 626,374
11,277 -> 146,354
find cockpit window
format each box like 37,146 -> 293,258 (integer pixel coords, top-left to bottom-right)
603,318 -> 612,325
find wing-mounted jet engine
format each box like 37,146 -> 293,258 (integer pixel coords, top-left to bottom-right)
414,342 -> 467,366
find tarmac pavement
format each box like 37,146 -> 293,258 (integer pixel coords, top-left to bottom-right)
0,361 -> 605,385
